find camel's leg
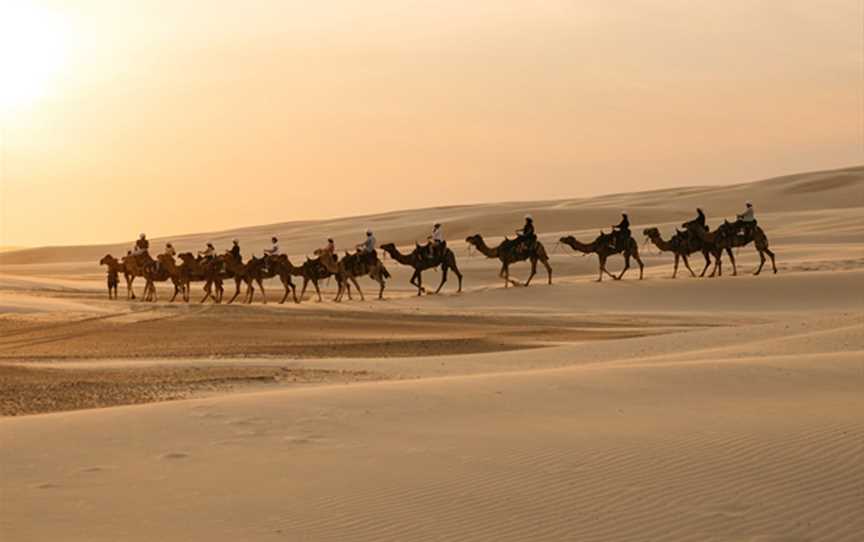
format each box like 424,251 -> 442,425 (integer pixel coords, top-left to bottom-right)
200,280 -> 214,303
543,258 -> 552,285
710,252 -> 722,278
410,269 -> 423,296
682,254 -> 696,278
299,278 -> 309,302
766,247 -> 777,274
312,280 -> 323,302
614,254 -> 631,280
754,250 -> 767,276
672,254 -> 680,278
169,284 -> 178,302
434,265 -> 448,294
633,252 -> 645,280
725,247 -> 738,276
377,275 -> 385,300
699,252 -> 711,277
256,278 -> 266,304
228,278 -> 242,304
525,258 -> 538,286
600,254 -> 617,281
450,258 -> 463,292
280,279 -> 291,304
350,276 -> 364,301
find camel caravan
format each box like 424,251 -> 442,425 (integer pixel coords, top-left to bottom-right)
99,202 -> 776,303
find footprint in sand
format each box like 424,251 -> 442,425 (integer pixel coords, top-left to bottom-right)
160,452 -> 190,460
78,466 -> 114,473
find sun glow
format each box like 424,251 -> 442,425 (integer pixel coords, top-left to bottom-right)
0,4 -> 72,112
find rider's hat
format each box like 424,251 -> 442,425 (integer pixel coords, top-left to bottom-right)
139,233 -> 146,239
524,214 -> 533,221
206,241 -> 214,247
232,238 -> 239,244
745,201 -> 753,207
366,228 -> 372,235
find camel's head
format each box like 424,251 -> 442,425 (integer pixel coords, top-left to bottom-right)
559,236 -> 575,245
380,242 -> 396,252
643,227 -> 660,239
465,234 -> 482,246
99,254 -> 113,266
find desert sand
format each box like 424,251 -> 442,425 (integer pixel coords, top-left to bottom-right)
1,166 -> 862,541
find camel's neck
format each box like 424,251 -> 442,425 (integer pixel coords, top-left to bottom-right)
564,237 -> 596,254
384,246 -> 414,265
471,238 -> 498,258
649,235 -> 673,252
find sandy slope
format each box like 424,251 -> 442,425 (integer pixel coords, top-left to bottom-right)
1,166 -> 863,541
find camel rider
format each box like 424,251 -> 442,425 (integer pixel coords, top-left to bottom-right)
164,242 -> 177,257
228,239 -> 242,262
734,201 -> 757,236
320,238 -> 337,262
132,233 -> 149,257
516,215 -> 536,252
682,208 -> 708,232
198,242 -> 216,261
357,229 -> 377,264
426,222 -> 444,259
611,213 -> 630,249
263,236 -> 280,257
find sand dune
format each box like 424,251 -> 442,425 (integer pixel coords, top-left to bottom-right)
1,165 -> 861,265
1,166 -> 862,541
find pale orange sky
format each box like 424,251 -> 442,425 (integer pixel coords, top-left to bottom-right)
1,0 -> 861,247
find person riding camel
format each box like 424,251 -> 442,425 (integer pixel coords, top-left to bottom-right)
356,229 -> 377,265
734,201 -> 757,237
426,222 -> 444,260
164,242 -> 177,257
611,213 -> 630,250
682,208 -> 708,232
263,236 -> 280,257
319,238 -> 337,263
198,242 -> 216,261
516,215 -> 537,253
132,233 -> 149,257
228,239 -> 242,262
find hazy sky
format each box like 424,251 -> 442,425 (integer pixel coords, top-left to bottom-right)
1,0 -> 861,247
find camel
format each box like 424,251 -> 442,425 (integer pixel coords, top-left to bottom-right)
317,251 -> 390,302
177,253 -> 224,303
140,259 -> 185,302
119,252 -> 155,300
218,254 -> 267,304
464,234 -> 552,288
267,254 -> 331,303
99,254 -> 125,299
642,227 -> 722,278
686,221 -> 777,276
247,255 -> 299,304
559,232 -> 644,282
153,254 -> 192,302
379,242 -> 463,295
